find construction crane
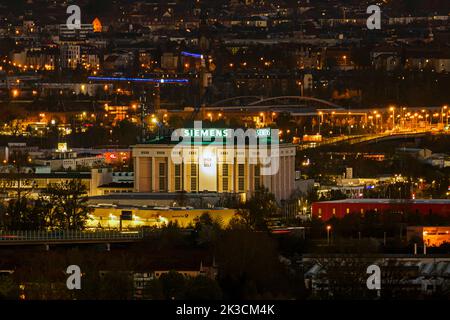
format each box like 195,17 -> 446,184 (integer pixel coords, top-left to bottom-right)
89,49 -> 213,136
179,51 -> 212,120
88,76 -> 190,142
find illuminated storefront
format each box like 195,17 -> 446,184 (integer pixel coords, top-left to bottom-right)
132,128 -> 296,201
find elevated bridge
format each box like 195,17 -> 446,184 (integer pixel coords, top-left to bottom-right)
208,96 -> 345,113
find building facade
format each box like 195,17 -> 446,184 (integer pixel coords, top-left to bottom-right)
132,131 -> 296,201
407,226 -> 450,247
312,199 -> 450,221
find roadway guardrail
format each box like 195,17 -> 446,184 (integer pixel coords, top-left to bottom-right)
0,230 -> 144,242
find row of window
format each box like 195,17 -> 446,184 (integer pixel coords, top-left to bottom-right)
318,207 -> 437,215
318,207 -> 380,215
145,162 -> 261,193
103,190 -> 133,194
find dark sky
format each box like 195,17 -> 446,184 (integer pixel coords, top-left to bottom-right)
0,0 -> 448,16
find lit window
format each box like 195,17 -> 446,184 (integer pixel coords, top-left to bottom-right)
174,164 -> 182,192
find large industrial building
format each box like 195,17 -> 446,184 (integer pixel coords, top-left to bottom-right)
312,199 -> 450,220
132,128 -> 296,201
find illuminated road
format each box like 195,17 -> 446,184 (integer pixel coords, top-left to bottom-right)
298,129 -> 446,150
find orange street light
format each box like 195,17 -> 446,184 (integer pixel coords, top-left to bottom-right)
326,225 -> 332,245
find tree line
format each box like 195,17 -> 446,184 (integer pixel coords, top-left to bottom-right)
0,180 -> 91,231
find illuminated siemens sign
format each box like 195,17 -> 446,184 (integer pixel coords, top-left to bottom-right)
182,128 -> 271,138
172,123 -> 280,175
183,129 -> 231,138
256,128 -> 271,137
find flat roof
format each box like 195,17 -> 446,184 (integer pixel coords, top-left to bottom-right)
314,199 -> 450,205
133,140 -> 292,147
89,204 -> 230,211
89,192 -> 225,201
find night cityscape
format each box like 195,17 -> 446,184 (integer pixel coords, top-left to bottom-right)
0,0 -> 450,307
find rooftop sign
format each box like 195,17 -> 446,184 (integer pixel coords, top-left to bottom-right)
182,129 -> 232,138
172,122 -> 279,176
181,128 -> 271,139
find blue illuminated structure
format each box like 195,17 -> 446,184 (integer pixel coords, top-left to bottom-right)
88,76 -> 189,84
181,51 -> 204,59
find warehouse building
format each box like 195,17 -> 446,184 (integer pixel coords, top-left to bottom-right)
312,199 -> 450,220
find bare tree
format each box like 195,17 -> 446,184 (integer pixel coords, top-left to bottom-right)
312,254 -> 378,300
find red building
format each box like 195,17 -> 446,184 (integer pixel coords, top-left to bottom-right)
312,199 -> 450,221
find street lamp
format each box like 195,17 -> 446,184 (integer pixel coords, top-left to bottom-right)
327,225 -> 332,245
297,81 -> 304,97
318,111 -> 324,134
389,106 -> 395,130
375,114 -> 381,131
433,113 -> 439,126
401,107 -> 407,130
421,109 -> 430,128
442,105 -> 448,127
